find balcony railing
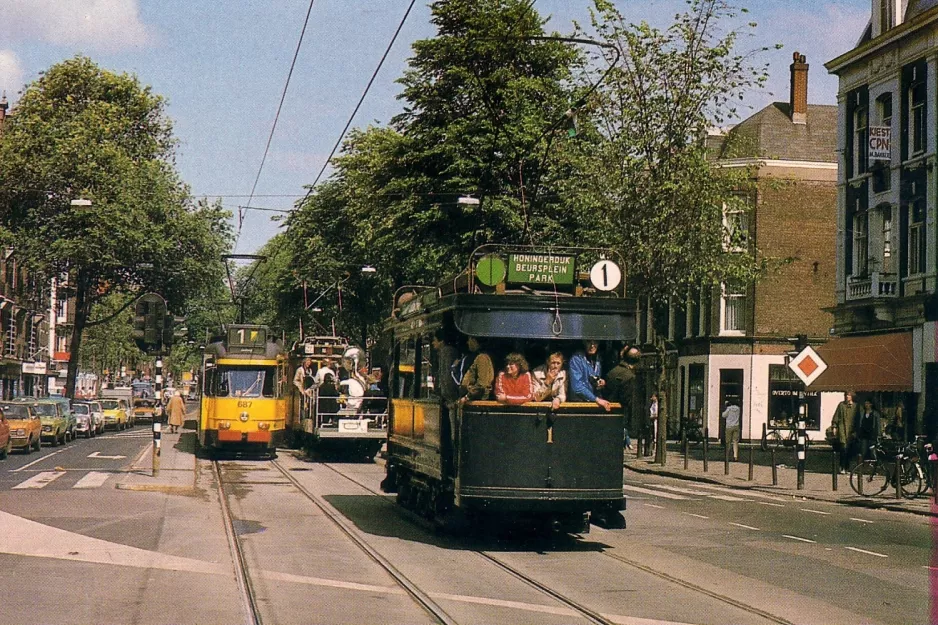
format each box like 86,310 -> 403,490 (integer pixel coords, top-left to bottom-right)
846,272 -> 898,301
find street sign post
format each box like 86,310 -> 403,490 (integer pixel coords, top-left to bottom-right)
788,342 -> 827,490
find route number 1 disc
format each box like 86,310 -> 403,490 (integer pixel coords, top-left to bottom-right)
590,260 -> 621,292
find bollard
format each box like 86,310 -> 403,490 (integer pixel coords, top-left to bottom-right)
152,421 -> 161,477
703,427 -> 709,473
796,409 -> 806,490
761,423 -> 767,451
683,432 -> 688,470
748,438 -> 754,481
637,426 -> 643,458
832,450 -> 838,491
895,455 -> 903,499
724,436 -> 730,475
771,447 -> 778,486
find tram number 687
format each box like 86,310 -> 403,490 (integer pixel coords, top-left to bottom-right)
237,401 -> 253,408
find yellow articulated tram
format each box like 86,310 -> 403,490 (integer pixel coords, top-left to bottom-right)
381,245 -> 637,533
199,324 -> 289,455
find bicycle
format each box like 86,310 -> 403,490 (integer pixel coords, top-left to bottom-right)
761,427 -> 811,451
849,441 -> 922,498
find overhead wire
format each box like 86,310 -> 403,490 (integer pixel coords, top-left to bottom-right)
237,0 -> 318,244
300,0 -> 419,206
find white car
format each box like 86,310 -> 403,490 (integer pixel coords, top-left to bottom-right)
74,400 -> 105,435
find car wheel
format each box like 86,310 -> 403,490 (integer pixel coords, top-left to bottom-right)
33,435 -> 41,451
50,431 -> 58,447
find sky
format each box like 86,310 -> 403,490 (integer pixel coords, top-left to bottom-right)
0,0 -> 871,255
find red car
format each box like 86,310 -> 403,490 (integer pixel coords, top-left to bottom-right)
0,408 -> 10,460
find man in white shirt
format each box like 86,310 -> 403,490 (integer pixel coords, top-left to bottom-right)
722,400 -> 741,461
314,359 -> 336,385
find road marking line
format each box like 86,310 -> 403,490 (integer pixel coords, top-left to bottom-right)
73,472 -> 110,489
692,483 -> 788,501
800,508 -> 831,516
850,518 -> 874,524
643,503 -> 665,509
729,522 -> 760,530
708,494 -> 748,502
756,501 -> 785,508
846,547 -> 888,558
782,535 -> 816,544
683,512 -> 709,520
622,484 -> 691,500
12,471 -> 65,489
645,483 -> 712,496
11,448 -> 68,473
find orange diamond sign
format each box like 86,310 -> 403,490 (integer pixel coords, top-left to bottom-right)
788,346 -> 827,386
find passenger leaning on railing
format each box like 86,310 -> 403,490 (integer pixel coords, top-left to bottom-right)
495,353 -> 535,405
532,351 -> 567,410
458,336 -> 494,404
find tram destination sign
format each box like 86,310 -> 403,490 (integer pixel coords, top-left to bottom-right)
506,253 -> 574,285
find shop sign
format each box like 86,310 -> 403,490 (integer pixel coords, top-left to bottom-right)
868,126 -> 891,161
506,253 -> 574,285
22,362 -> 47,375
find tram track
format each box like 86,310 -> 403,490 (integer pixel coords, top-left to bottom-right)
320,460 -> 798,625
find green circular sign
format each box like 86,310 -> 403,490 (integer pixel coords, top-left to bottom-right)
476,254 -> 506,287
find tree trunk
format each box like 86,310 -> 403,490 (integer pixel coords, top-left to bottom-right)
64,269 -> 89,400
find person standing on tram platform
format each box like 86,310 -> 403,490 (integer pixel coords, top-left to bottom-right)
458,336 -> 494,403
569,339 -> 611,411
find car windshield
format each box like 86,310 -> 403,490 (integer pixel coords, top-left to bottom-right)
100,400 -> 120,410
0,404 -> 29,419
31,404 -> 57,417
73,404 -> 90,415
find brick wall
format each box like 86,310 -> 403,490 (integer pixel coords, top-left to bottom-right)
753,177 -> 837,338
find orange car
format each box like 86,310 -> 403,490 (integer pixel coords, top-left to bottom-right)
0,408 -> 9,459
0,402 -> 42,453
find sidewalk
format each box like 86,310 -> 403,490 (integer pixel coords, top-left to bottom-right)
624,442 -> 938,518
115,427 -> 199,494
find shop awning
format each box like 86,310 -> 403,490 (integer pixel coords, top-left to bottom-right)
809,331 -> 913,392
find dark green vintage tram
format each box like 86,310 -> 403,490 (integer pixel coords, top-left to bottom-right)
381,245 -> 637,533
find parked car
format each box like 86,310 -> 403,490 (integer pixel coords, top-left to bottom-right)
75,400 -> 105,435
45,396 -> 77,441
99,398 -> 130,430
0,402 -> 41,453
15,399 -> 68,446
71,402 -> 96,439
0,408 -> 10,459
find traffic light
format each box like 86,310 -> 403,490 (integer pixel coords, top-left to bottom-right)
133,293 -> 167,354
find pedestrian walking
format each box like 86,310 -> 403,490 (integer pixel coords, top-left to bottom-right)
854,399 -> 881,461
166,390 -> 186,434
830,390 -> 857,473
722,401 -> 741,461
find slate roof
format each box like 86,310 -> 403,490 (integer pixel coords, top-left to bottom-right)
907,0 -> 938,20
717,102 -> 837,163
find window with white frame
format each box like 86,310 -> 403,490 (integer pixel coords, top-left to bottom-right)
720,281 -> 746,334
909,79 -> 926,156
853,105 -> 868,175
853,211 -> 869,276
909,199 -> 926,275
722,198 -> 750,252
881,206 -> 894,274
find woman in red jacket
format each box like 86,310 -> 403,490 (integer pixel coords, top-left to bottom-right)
495,353 -> 535,405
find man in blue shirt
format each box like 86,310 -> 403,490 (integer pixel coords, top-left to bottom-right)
568,339 -> 611,412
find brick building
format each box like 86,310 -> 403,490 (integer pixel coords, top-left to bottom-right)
823,0 -> 938,440
637,53 -> 841,442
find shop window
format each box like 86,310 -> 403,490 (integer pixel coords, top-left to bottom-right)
687,364 -> 705,427
767,365 -> 820,430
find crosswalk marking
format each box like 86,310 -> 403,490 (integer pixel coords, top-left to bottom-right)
642,483 -> 748,502
73,471 -> 111,489
692,483 -> 788,502
12,471 -> 65,489
622,484 -> 691,500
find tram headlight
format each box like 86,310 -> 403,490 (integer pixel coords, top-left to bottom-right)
258,422 -> 270,431
218,421 -> 231,430
239,412 -> 249,422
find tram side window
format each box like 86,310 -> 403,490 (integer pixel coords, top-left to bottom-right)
418,334 -> 434,400
395,338 -> 416,399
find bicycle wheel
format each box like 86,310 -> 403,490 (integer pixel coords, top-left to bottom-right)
850,461 -> 889,496
770,431 -> 785,450
900,460 -> 925,498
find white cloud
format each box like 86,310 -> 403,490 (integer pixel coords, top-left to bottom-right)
1,0 -> 152,51
0,50 -> 24,96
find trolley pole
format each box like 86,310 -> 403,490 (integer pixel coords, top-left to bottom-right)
154,356 -> 163,477
796,391 -> 806,491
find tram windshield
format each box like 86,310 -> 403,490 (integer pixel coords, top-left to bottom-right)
209,366 -> 276,398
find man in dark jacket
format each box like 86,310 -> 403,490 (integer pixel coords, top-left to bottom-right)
606,346 -> 639,449
854,399 -> 881,461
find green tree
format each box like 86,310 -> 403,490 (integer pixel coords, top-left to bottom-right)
0,57 -> 231,397
575,0 -> 774,462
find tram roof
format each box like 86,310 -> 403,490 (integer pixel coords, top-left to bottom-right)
390,293 -> 637,342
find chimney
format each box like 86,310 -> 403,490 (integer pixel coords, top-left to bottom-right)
790,52 -> 808,125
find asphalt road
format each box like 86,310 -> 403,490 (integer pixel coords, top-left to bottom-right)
0,419 -> 930,625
